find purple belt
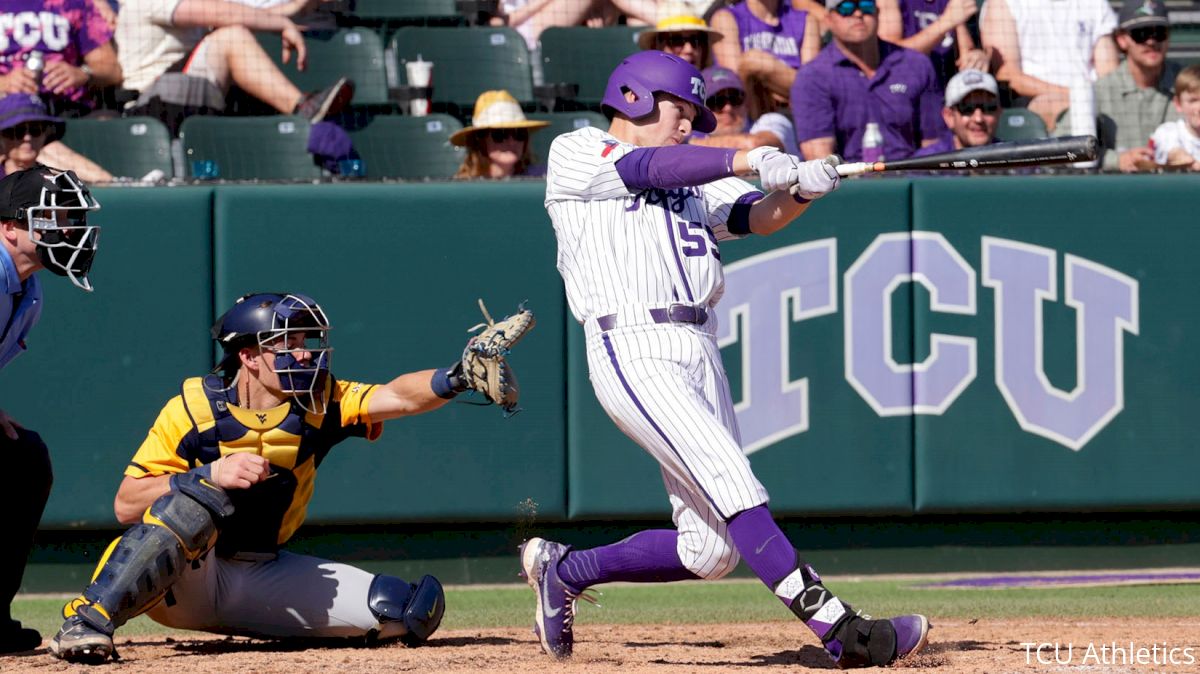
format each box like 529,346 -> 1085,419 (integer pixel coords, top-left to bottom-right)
596,305 -> 709,332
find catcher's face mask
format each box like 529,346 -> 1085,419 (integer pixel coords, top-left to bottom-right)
257,294 -> 333,415
18,169 -> 101,291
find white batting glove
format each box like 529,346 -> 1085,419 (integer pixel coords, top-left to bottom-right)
746,146 -> 801,193
792,158 -> 841,201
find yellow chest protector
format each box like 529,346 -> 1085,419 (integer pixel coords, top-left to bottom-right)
178,375 -> 334,553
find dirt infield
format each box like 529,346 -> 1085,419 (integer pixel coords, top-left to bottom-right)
6,618 -> 1199,673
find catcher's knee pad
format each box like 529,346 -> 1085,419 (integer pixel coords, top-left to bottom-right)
367,574 -> 445,647
64,483 -> 226,632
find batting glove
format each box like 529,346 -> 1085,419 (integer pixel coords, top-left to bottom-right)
792,158 -> 841,201
746,146 -> 801,193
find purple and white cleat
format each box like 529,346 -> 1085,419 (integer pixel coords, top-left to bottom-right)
891,614 -> 931,660
519,537 -> 578,659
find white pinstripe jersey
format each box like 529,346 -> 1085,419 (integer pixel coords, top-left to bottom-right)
544,126 -> 760,323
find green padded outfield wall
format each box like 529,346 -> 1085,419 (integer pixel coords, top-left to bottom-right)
3,187 -> 215,527
6,177 -> 1200,529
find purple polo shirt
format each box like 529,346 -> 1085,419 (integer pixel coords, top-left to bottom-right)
899,0 -> 957,85
0,0 -> 113,104
912,133 -> 955,156
791,39 -> 944,162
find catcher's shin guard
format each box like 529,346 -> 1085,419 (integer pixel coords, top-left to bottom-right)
367,574 -> 445,646
62,472 -> 232,632
774,560 -> 900,668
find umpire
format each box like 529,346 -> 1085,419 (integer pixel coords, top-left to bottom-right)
0,164 -> 102,653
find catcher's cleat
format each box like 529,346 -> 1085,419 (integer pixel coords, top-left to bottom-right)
49,616 -> 116,664
520,537 -> 594,659
823,612 -> 930,669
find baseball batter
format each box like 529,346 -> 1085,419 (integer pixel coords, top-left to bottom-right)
47,292 -> 525,663
0,165 -> 100,655
521,51 -> 929,667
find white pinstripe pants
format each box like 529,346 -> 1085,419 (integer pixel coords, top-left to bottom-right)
586,320 -> 769,579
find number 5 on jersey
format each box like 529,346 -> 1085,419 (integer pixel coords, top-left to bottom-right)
677,220 -> 721,260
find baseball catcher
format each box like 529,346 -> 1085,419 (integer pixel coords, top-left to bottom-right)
49,293 -> 533,663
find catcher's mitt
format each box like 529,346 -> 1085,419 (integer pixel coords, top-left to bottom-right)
459,299 -> 535,414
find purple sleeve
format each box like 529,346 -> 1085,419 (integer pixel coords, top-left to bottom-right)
614,146 -> 738,191
76,0 -> 115,57
916,57 -> 946,145
791,63 -> 835,142
727,191 -> 765,236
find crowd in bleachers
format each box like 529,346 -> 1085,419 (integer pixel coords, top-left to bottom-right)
1,0 -> 1198,183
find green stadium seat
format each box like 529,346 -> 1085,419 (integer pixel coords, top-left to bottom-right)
256,28 -> 388,106
526,111 -> 609,165
59,117 -> 173,179
996,108 -> 1049,142
539,27 -> 644,106
179,115 -> 320,180
348,114 -> 465,179
354,0 -> 459,21
389,27 -> 534,110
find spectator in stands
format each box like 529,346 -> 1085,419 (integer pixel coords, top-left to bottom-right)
1150,65 -> 1200,170
689,65 -> 798,153
913,68 -> 999,155
115,0 -> 354,129
0,0 -> 123,117
493,0 -> 662,51
791,0 -> 944,161
1094,0 -> 1181,172
710,0 -> 821,99
0,94 -> 112,182
637,13 -> 723,67
451,90 -> 550,179
981,0 -> 1119,133
876,0 -> 989,87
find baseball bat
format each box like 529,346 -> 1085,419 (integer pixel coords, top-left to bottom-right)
828,135 -> 1098,177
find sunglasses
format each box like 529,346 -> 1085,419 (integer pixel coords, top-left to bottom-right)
1129,25 -> 1169,44
706,89 -> 746,110
488,128 -> 529,143
832,0 -> 878,17
660,33 -> 705,49
0,122 -> 50,139
953,101 -> 1000,115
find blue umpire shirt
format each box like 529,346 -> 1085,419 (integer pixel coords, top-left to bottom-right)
0,244 -> 43,369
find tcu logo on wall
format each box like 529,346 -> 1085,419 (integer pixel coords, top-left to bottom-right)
719,234 -> 1139,453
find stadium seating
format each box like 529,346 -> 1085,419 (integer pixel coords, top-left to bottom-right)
354,0 -> 460,22
527,111 -> 609,165
179,116 -> 320,180
538,27 -> 644,107
348,114 -> 465,179
60,117 -> 173,180
996,108 -> 1049,142
389,27 -> 534,111
256,28 -> 389,106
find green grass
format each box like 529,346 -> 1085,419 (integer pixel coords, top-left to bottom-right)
16,579 -> 1200,641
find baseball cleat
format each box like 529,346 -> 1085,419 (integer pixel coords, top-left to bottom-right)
891,613 -> 931,660
49,616 -> 116,664
520,537 -> 582,659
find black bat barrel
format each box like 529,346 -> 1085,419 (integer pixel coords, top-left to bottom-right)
884,135 -> 1099,171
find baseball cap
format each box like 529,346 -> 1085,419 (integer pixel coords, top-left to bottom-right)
702,66 -> 744,97
944,69 -> 999,107
1118,0 -> 1169,30
0,94 -> 64,144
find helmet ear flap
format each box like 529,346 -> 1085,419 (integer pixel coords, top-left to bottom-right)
621,78 -> 657,120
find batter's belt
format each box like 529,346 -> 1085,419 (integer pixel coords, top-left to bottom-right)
595,304 -> 709,332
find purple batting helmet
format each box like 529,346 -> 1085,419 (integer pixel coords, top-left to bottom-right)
601,51 -> 717,133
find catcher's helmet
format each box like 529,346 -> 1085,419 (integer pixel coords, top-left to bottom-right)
211,293 -> 333,414
0,165 -> 101,291
601,51 -> 716,133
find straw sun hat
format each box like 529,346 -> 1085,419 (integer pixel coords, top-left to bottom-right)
636,14 -> 723,50
449,91 -> 549,146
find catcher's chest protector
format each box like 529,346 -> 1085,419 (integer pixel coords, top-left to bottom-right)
179,375 -> 334,552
